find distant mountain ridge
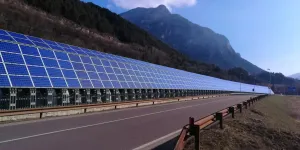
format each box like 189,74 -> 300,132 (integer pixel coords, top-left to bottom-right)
289,73 -> 300,79
121,5 -> 264,73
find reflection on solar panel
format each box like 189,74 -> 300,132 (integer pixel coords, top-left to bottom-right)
0,29 -> 271,93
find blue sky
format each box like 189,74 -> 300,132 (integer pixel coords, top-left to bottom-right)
83,0 -> 300,76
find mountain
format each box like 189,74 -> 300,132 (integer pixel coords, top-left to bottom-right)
289,73 -> 300,79
121,5 -> 263,74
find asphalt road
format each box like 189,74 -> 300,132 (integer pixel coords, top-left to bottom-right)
0,95 -> 254,150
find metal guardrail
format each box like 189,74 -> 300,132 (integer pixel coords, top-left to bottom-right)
174,94 -> 268,150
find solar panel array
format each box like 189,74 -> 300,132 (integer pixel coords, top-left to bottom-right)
0,29 -> 272,94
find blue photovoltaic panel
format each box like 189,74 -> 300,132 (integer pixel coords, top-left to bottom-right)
84,64 -> 95,72
120,82 -> 129,88
49,44 -> 64,51
80,80 -> 93,88
81,56 -> 92,64
9,75 -> 33,87
0,42 -> 21,53
20,45 -> 39,56
32,41 -> 49,48
108,74 -> 118,81
13,37 -> 34,45
62,69 -> 77,78
32,77 -> 52,87
39,49 -> 55,58
0,30 -> 8,35
55,51 -> 69,60
95,65 -> 105,73
91,58 -> 102,65
0,29 -> 274,93
72,62 -> 85,70
105,67 -> 114,74
88,72 -> 99,80
43,39 -> 58,46
66,79 -> 81,88
102,81 -> 113,88
27,36 -> 44,43
43,58 -> 59,68
28,66 -> 47,76
99,73 -> 109,80
101,60 -> 111,66
76,71 -> 89,79
24,55 -> 43,66
0,75 -> 10,87
0,63 -> 6,74
6,64 -> 28,75
69,54 -> 81,62
91,80 -> 103,88
50,78 -> 67,87
2,52 -> 24,64
59,60 -> 73,69
111,81 -> 121,88
0,34 -> 14,42
8,31 -> 27,39
47,68 -> 63,77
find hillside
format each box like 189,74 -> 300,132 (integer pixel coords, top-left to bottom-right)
121,5 -> 263,74
0,0 -> 297,91
290,73 -> 300,79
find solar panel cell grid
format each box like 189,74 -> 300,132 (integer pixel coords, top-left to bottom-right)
91,80 -> 103,88
72,62 -> 85,70
62,69 -> 77,78
108,74 -> 118,81
13,37 -> 34,45
50,78 -> 67,87
2,52 -> 24,64
102,81 -> 113,88
69,54 -> 82,62
8,31 -> 27,39
76,71 -> 89,79
6,64 -> 28,75
33,41 -> 50,48
101,59 -> 111,66
55,51 -> 69,60
32,77 -> 52,87
43,58 -> 59,68
84,64 -> 96,72
80,80 -> 93,88
91,58 -> 102,66
47,68 -> 63,77
59,60 -> 73,69
81,56 -> 92,64
24,55 -> 43,66
28,66 -> 47,76
105,67 -> 114,74
95,65 -> 105,73
88,72 -> 99,80
9,75 -> 33,87
27,36 -> 44,43
0,42 -> 21,53
0,63 -> 6,74
39,49 -> 56,58
66,79 -> 81,88
0,34 -> 14,42
0,75 -> 10,87
0,30 -> 8,35
20,45 -> 39,56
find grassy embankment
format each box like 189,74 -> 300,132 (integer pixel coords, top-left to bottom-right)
185,96 -> 300,150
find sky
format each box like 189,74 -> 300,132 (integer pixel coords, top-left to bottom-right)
83,0 -> 300,76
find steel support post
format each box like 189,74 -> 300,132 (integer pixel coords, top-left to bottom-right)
75,89 -> 81,105
9,88 -> 17,110
30,88 -> 36,108
96,89 -> 102,103
86,89 -> 91,104
62,89 -> 70,106
47,89 -> 53,107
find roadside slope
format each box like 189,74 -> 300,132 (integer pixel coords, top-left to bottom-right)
185,96 -> 300,150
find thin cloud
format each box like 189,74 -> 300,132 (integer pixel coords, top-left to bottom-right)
111,0 -> 197,10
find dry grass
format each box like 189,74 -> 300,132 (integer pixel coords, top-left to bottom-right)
185,96 -> 300,150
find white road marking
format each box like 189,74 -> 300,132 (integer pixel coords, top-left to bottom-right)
0,99 -> 226,144
132,129 -> 182,150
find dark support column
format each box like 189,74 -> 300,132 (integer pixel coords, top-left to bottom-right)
47,89 -> 53,107
216,112 -> 223,129
237,104 -> 242,113
75,89 -> 81,105
86,89 -> 92,103
229,107 -> 235,118
96,89 -> 102,103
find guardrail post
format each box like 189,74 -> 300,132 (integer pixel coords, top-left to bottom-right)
188,117 -> 200,150
247,100 -> 251,107
229,107 -> 235,118
216,113 -> 223,129
243,102 -> 248,109
237,104 -> 242,113
84,108 -> 87,113
40,112 -> 43,119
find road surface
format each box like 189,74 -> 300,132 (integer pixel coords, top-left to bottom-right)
0,95 -> 253,150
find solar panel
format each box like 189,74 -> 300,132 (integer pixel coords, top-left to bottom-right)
0,29 -> 273,93
0,75 -> 10,87
9,75 -> 33,87
0,42 -> 21,53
